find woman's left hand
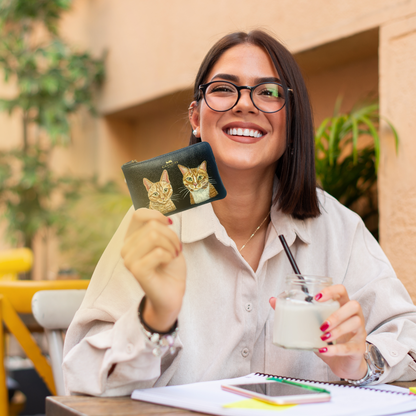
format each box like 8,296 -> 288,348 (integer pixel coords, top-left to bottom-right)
270,284 -> 368,380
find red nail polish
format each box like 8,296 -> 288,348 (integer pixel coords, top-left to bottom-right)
320,321 -> 329,332
168,218 -> 173,225
315,293 -> 322,301
319,347 -> 328,353
320,332 -> 331,341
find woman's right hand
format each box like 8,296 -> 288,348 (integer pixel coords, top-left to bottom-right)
121,208 -> 186,332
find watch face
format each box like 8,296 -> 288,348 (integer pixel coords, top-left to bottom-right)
368,344 -> 385,371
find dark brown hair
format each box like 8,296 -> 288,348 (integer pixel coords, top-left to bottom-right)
189,30 -> 320,220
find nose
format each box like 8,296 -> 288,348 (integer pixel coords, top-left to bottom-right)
232,89 -> 258,114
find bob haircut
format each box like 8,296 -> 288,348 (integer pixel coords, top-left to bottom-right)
189,30 -> 320,220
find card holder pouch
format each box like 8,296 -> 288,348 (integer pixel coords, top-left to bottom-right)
122,142 -> 227,216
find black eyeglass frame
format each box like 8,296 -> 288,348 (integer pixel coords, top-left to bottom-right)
198,80 -> 293,114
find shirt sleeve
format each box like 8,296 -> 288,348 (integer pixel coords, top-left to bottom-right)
63,302 -> 183,396
344,219 -> 416,384
62,207 -> 183,396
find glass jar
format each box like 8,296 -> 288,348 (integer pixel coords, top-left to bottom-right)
273,275 -> 340,351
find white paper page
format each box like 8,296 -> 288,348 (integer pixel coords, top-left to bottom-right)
366,384 -> 409,393
132,374 -> 416,416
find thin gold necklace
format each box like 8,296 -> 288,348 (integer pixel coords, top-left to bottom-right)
239,212 -> 270,252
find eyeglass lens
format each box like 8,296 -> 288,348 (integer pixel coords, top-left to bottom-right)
204,81 -> 286,113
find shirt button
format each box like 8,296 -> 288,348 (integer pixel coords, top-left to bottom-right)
245,303 -> 253,312
126,343 -> 134,354
241,348 -> 249,357
390,351 -> 398,357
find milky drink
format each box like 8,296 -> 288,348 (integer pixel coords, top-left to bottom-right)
273,275 -> 340,351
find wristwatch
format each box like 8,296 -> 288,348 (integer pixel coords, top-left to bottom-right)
344,342 -> 386,386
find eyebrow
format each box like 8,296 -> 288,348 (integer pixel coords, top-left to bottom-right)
210,73 -> 281,84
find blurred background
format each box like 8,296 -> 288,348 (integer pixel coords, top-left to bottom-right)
1,0 -> 416,414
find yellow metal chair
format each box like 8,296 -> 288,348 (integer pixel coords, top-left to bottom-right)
0,248 -> 33,281
0,252 -> 89,415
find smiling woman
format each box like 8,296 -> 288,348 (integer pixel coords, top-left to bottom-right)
189,32 -> 318,221
62,30 -> 416,397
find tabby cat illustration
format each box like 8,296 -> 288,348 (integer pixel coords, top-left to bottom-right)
178,161 -> 218,204
143,170 -> 176,214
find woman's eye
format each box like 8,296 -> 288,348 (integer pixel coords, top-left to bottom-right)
210,84 -> 234,93
259,88 -> 279,98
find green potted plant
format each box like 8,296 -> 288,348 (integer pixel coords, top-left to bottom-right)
315,102 -> 398,239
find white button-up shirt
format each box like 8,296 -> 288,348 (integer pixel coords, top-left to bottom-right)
63,190 -> 416,397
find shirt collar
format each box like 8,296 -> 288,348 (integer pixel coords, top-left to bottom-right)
269,177 -> 311,246
180,203 -> 218,244
269,206 -> 311,246
180,200 -> 311,247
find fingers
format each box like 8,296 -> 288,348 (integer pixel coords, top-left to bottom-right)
320,313 -> 365,344
318,298 -> 367,359
320,299 -> 362,330
124,208 -> 172,240
320,298 -> 365,335
317,340 -> 366,357
315,284 -> 350,306
122,228 -> 181,277
314,284 -> 366,349
121,208 -> 182,279
122,219 -> 180,260
125,247 -> 177,283
311,285 -> 368,380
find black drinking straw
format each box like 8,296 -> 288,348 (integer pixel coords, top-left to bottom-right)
278,234 -> 333,346
278,235 -> 313,302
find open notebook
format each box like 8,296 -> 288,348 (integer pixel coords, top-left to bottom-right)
131,372 -> 416,416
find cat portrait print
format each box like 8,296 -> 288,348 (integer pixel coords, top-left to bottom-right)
178,161 -> 218,204
143,169 -> 176,214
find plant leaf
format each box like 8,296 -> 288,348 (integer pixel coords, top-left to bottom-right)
359,115 -> 380,171
351,116 -> 358,164
328,116 -> 341,165
380,116 -> 400,154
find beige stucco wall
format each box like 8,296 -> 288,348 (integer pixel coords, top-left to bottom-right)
1,0 -> 416,295
60,0 -> 416,114
379,13 -> 416,297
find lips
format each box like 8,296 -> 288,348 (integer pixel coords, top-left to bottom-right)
222,122 -> 267,143
226,128 -> 263,138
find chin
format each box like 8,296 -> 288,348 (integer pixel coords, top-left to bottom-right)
222,157 -> 275,172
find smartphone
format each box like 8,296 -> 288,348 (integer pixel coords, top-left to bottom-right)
221,380 -> 331,405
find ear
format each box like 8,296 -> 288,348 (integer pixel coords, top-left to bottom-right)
178,164 -> 188,175
188,101 -> 201,136
143,178 -> 153,191
198,160 -> 207,171
160,169 -> 170,183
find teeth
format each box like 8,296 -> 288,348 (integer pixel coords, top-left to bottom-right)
227,128 -> 263,138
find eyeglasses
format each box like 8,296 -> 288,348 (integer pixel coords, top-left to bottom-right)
198,80 -> 292,113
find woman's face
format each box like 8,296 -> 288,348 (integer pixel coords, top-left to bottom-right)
190,44 -> 287,174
